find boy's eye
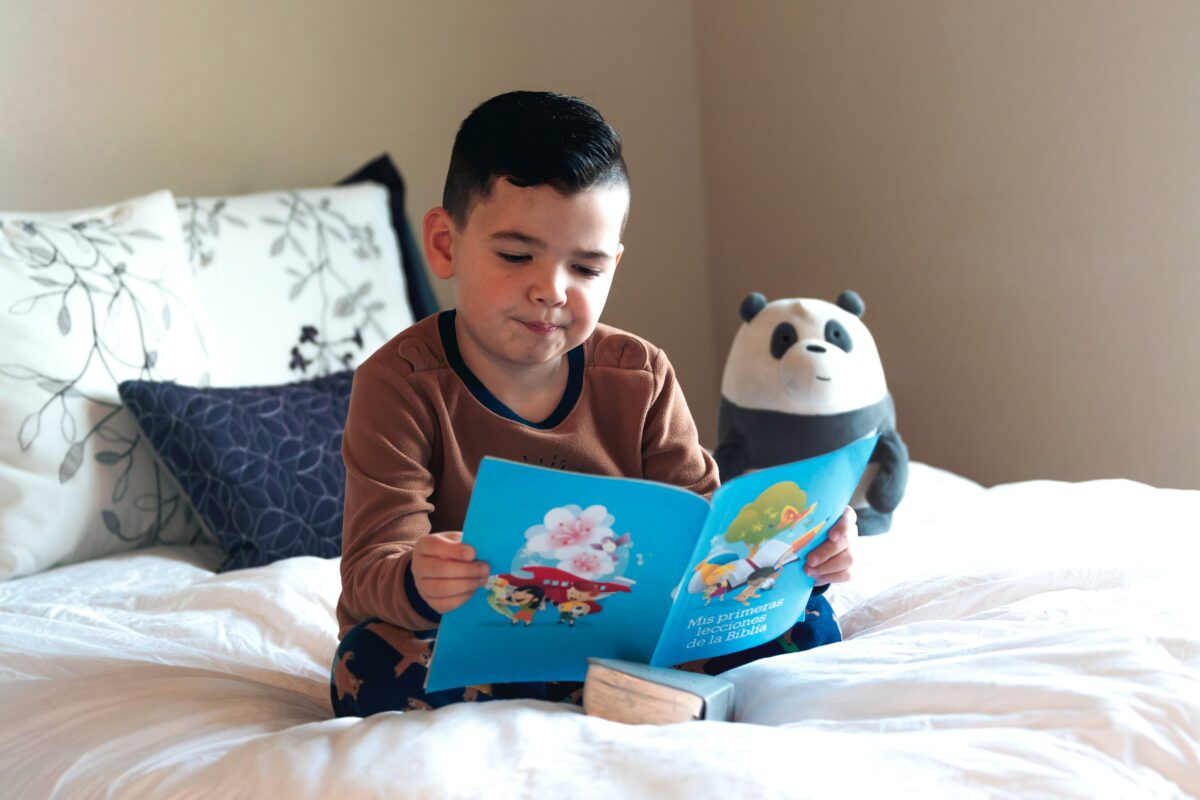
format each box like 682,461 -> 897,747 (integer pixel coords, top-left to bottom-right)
498,252 -> 531,263
573,265 -> 603,278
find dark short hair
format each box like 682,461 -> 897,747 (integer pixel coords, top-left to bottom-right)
442,91 -> 629,227
514,584 -> 546,601
748,566 -> 777,582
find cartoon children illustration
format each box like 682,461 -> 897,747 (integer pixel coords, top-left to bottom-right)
556,583 -> 602,625
566,583 -> 601,604
734,566 -> 782,605
704,574 -> 734,604
694,558 -> 738,605
557,600 -> 590,625
485,575 -> 515,620
508,585 -> 547,626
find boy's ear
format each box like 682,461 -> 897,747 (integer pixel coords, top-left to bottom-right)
423,207 -> 456,280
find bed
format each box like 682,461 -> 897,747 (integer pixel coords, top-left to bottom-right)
2,461 -> 1197,798
2,160 -> 1198,798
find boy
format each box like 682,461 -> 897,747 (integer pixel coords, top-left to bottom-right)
330,91 -> 856,717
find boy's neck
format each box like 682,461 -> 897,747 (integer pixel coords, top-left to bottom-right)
453,313 -> 570,424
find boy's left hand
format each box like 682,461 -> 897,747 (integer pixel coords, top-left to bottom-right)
804,506 -> 857,585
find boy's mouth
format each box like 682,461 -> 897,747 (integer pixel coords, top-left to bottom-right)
522,321 -> 562,336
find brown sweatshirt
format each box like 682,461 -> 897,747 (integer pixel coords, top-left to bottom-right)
336,310 -> 719,637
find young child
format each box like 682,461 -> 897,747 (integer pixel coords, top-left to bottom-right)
330,91 -> 857,717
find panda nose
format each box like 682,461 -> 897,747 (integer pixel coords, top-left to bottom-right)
806,344 -> 827,353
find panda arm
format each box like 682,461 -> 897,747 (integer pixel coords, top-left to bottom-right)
713,436 -> 747,483
865,429 -> 909,514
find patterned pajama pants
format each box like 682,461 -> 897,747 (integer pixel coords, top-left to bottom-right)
330,593 -> 840,717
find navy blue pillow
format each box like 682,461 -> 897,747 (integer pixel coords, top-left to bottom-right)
118,371 -> 354,571
338,154 -> 440,321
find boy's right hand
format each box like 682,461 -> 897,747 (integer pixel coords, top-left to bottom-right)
410,532 -> 490,614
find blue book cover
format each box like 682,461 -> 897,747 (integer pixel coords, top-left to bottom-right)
424,434 -> 879,692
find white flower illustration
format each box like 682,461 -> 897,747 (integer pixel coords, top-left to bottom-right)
524,504 -> 614,558
556,545 -> 615,580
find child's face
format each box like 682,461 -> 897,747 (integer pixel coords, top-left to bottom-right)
427,179 -> 627,372
566,586 -> 596,601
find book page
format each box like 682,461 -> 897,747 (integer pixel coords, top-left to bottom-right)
650,435 -> 880,667
425,457 -> 711,691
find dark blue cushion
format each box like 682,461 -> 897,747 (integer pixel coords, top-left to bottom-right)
118,371 -> 354,571
338,154 -> 440,321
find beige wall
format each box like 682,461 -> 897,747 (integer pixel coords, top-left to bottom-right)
0,0 -> 718,440
4,1 -> 1199,488
695,0 -> 1200,488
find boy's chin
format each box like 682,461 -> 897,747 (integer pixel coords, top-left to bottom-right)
507,344 -> 575,367
505,334 -> 588,366
516,324 -> 592,351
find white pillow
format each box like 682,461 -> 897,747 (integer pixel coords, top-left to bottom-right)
0,191 -> 213,579
176,184 -> 414,386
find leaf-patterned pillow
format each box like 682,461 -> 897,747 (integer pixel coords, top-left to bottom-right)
176,183 -> 414,386
0,191 -> 212,579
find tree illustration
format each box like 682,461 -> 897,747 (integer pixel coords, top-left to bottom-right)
723,481 -> 812,558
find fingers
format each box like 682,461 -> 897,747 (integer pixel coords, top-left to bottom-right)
413,548 -> 490,578
818,507 -> 858,553
828,506 -> 858,538
418,575 -> 492,600
808,538 -> 850,568
415,559 -> 490,579
412,532 -> 491,609
417,532 -> 476,562
806,549 -> 852,583
812,567 -> 852,585
413,555 -> 490,613
805,507 -> 857,584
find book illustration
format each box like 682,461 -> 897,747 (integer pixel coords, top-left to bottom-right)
422,434 -> 879,691
687,481 -> 830,607
483,503 -> 637,628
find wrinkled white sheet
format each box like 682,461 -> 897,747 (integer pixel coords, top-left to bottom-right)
1,464 -> 1198,799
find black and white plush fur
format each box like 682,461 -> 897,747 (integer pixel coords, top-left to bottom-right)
714,291 -> 908,535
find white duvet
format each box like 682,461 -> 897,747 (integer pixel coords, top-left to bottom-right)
1,464 -> 1198,799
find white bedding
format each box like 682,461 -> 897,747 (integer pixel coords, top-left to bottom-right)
2,463 -> 1198,799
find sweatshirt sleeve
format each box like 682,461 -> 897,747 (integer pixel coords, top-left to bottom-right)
641,347 -> 721,500
338,362 -> 442,631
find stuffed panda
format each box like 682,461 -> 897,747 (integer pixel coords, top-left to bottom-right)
714,290 -> 908,535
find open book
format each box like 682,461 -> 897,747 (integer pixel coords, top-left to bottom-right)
424,433 -> 879,692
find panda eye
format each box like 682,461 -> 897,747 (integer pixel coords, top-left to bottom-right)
824,320 -> 853,353
770,322 -> 798,359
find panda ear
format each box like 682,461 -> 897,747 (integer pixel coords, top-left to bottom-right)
740,292 -> 767,322
836,290 -> 865,317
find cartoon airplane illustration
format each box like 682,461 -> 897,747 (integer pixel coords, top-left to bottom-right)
498,566 -> 635,608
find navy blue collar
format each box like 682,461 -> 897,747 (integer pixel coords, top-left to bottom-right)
438,309 -> 584,430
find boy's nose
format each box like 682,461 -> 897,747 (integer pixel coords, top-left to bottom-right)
530,266 -> 568,306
